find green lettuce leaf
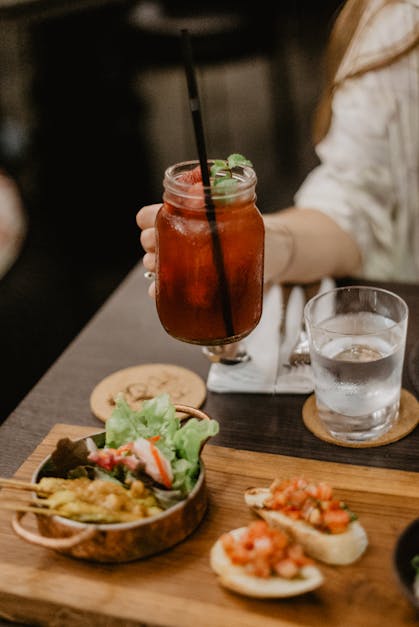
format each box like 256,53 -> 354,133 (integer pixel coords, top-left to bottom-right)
105,393 -> 179,448
173,417 -> 219,462
104,393 -> 219,494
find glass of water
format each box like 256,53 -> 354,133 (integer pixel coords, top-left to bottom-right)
304,285 -> 408,443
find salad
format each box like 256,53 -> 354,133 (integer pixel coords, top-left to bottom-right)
37,393 -> 219,522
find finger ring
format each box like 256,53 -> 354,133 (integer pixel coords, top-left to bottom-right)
144,271 -> 156,281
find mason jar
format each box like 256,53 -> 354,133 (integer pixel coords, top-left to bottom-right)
155,160 -> 264,345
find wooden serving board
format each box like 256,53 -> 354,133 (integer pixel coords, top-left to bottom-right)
1,424 -> 419,627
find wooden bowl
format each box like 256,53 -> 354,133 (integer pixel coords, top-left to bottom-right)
12,405 -> 211,563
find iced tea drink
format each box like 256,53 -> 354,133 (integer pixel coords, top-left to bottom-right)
155,160 -> 264,345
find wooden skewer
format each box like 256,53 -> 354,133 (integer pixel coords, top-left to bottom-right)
32,496 -> 51,505
0,478 -> 39,490
0,501 -> 61,517
0,478 -> 49,493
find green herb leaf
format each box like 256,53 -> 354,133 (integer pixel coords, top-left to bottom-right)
210,160 -> 228,175
411,555 -> 419,573
209,153 -> 253,201
212,177 -> 238,193
227,153 -> 253,169
340,502 -> 358,521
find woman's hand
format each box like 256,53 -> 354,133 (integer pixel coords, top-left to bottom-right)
136,203 -> 161,298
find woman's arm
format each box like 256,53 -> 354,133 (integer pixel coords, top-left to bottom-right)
289,3 -> 419,283
263,207 -> 362,284
136,202 -> 362,291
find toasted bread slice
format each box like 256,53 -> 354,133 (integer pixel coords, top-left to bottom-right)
245,487 -> 368,566
210,526 -> 324,598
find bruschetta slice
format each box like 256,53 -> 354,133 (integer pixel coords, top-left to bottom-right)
245,477 -> 368,566
210,520 -> 324,598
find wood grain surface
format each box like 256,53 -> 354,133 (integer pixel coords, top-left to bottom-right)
1,267 -> 418,483
1,423 -> 418,627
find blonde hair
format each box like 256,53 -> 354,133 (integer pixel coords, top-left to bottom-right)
313,0 -> 419,144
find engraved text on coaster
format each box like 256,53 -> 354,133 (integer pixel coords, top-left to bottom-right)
90,363 -> 207,422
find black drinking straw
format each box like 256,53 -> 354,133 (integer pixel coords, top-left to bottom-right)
180,28 -> 234,340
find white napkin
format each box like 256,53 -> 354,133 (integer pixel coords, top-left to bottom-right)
206,277 -> 335,395
206,283 -> 281,393
274,284 -> 314,394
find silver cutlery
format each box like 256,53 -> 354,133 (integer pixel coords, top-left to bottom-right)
288,324 -> 310,366
283,281 -> 322,368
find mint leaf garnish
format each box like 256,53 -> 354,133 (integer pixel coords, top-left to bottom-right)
227,153 -> 253,169
210,160 -> 228,178
211,178 -> 239,193
209,153 -> 253,194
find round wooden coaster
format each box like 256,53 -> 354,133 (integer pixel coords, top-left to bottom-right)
90,363 -> 207,422
302,389 -> 419,448
408,340 -> 419,397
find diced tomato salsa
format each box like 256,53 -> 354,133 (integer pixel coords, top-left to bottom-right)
221,520 -> 313,579
264,477 -> 354,534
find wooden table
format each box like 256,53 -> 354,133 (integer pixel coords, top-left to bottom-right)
1,263 -> 418,476
0,263 -> 418,626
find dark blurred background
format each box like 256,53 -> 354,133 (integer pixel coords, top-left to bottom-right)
0,0 -> 341,419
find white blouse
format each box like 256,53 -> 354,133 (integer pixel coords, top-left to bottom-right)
294,0 -> 419,282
